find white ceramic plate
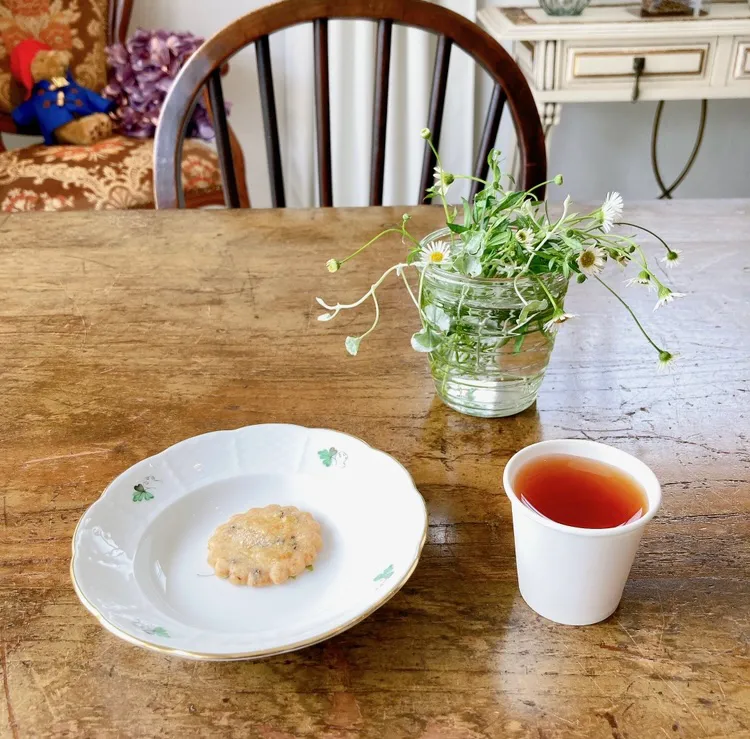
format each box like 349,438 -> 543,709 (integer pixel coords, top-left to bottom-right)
71,424 -> 427,660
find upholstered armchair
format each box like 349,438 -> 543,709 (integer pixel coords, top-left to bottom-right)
0,0 -> 247,211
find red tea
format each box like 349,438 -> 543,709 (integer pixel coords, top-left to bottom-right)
513,454 -> 647,529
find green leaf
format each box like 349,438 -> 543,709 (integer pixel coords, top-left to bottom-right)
464,254 -> 483,278
132,483 -> 154,502
424,304 -> 451,332
518,299 -> 547,324
411,327 -> 442,352
463,232 -> 483,256
345,336 -> 361,356
446,222 -> 468,234
318,448 -> 336,467
497,191 -> 527,211
461,197 -> 472,227
374,564 -> 394,582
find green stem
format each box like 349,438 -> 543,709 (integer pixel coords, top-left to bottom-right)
453,174 -> 488,185
358,291 -> 381,342
426,138 -> 452,226
318,263 -> 408,315
593,275 -> 663,354
532,275 -> 560,313
337,228 -> 403,265
617,221 -> 674,254
400,268 -> 422,314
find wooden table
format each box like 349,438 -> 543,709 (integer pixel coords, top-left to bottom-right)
1,202 -> 748,738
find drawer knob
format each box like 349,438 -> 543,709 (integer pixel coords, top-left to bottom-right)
632,56 -> 645,102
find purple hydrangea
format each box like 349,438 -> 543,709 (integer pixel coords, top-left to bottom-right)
103,29 -> 226,140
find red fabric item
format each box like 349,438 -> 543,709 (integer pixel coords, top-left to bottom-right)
10,39 -> 52,100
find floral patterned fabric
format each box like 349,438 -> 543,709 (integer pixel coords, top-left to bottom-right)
0,0 -> 109,114
0,136 -> 222,211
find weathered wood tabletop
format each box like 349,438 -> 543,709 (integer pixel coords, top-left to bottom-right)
1,202 -> 749,738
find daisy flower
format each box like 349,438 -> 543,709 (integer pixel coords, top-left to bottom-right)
600,191 -> 624,233
515,228 -> 535,246
433,167 -> 454,197
420,240 -> 452,266
658,350 -> 679,372
662,249 -> 682,268
543,310 -> 576,333
577,245 -> 605,277
654,285 -> 686,310
626,270 -> 652,288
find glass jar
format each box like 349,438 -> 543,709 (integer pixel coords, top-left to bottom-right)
420,229 -> 569,418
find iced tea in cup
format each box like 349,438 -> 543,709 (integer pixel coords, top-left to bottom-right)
503,439 -> 661,625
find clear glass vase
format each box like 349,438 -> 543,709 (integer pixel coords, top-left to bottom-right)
420,229 -> 569,418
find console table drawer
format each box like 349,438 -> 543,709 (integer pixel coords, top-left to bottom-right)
562,43 -> 710,87
734,41 -> 750,79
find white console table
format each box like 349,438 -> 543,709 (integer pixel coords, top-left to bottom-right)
479,2 -> 750,153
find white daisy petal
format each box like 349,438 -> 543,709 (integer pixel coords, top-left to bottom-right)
661,249 -> 682,268
577,246 -> 606,277
600,191 -> 624,233
654,290 -> 686,311
515,228 -> 534,246
419,240 -> 452,266
543,310 -> 576,333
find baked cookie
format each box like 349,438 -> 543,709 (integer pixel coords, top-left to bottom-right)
207,504 -> 323,586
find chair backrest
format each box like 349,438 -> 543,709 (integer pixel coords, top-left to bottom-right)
154,0 -> 546,209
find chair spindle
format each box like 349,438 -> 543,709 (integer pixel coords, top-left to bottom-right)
370,19 -> 393,206
313,19 -> 333,207
256,35 -> 286,208
418,35 -> 452,203
207,69 -> 241,208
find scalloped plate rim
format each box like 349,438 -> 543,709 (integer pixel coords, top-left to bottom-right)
70,423 -> 428,660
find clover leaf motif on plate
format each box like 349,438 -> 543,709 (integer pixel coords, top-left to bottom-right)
374,564 -> 394,583
318,447 -> 348,468
134,620 -> 170,638
132,483 -> 154,502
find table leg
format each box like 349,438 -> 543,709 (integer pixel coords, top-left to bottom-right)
510,102 -> 562,186
539,102 -> 562,159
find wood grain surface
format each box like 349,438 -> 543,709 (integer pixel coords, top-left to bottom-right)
0,203 -> 748,738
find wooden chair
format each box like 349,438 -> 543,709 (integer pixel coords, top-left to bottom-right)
154,0 -> 546,210
0,0 -> 248,211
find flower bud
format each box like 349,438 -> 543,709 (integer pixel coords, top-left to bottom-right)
554,174 -> 563,186
420,128 -> 431,140
326,259 -> 341,273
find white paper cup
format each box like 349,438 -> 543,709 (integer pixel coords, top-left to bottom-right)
503,439 -> 661,626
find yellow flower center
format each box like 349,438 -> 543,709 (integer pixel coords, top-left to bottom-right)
429,252 -> 444,263
579,251 -> 595,268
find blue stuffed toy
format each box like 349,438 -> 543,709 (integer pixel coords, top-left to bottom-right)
10,39 -> 114,146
